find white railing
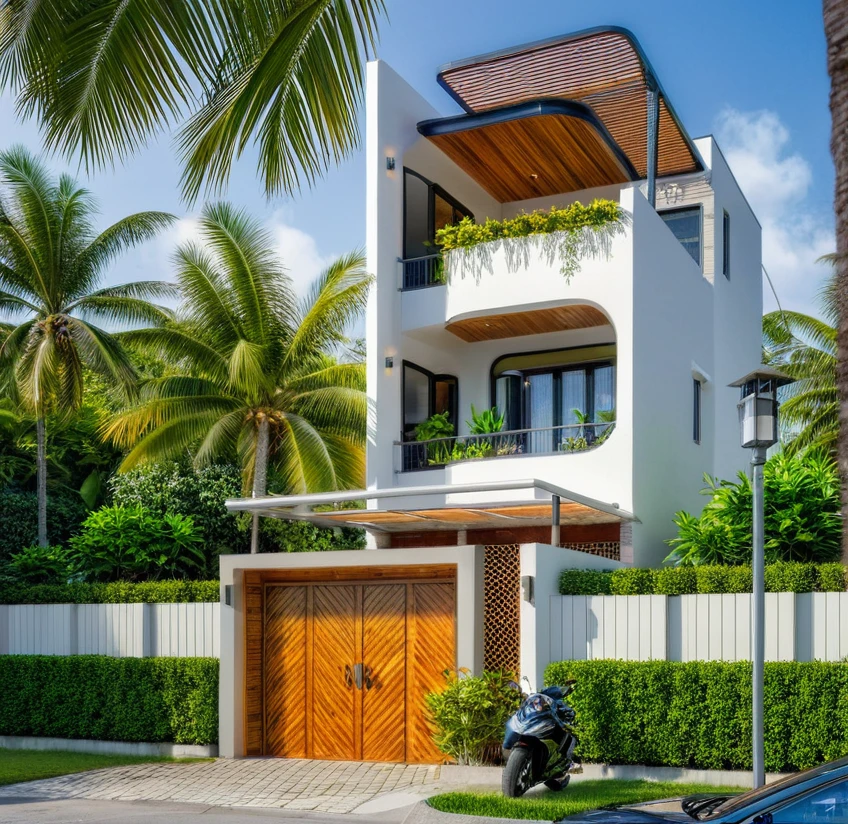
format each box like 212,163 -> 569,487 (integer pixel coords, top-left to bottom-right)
548,592 -> 848,666
0,602 -> 219,658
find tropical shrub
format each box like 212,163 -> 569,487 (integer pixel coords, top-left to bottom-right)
110,461 -> 246,557
0,490 -> 88,563
0,655 -> 218,745
415,412 -> 455,466
8,545 -> 73,585
68,506 -> 205,581
666,452 -> 841,565
557,562 -> 848,595
426,670 -> 522,765
467,406 -> 504,435
0,580 -> 220,605
545,659 -> 848,772
435,200 -> 626,280
239,516 -> 365,554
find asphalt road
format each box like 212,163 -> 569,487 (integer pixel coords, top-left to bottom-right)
0,796 -> 411,824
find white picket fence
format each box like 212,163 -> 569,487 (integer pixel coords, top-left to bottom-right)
0,602 -> 219,658
548,592 -> 848,666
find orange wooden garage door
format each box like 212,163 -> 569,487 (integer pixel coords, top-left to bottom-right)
261,572 -> 455,763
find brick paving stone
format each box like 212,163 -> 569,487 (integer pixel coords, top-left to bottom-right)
0,758 -> 443,814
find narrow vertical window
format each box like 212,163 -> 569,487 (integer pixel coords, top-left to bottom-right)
693,379 -> 702,444
722,210 -> 730,278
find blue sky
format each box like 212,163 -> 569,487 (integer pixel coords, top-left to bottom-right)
0,0 -> 833,317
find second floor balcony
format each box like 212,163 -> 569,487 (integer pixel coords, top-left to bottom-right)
396,420 -> 615,473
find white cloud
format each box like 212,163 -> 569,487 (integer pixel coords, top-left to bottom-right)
714,108 -> 834,317
267,209 -> 336,298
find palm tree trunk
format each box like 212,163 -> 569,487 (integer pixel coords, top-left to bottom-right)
825,0 -> 848,562
250,414 -> 270,554
36,415 -> 48,547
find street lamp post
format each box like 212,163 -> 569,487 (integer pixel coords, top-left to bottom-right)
729,367 -> 794,790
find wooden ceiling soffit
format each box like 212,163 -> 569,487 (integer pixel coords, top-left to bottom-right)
418,100 -> 637,203
435,26 -> 703,179
446,304 -> 609,343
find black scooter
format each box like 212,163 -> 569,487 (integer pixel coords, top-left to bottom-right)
501,680 -> 580,798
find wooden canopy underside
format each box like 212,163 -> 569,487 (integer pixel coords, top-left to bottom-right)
422,109 -> 635,203
446,304 -> 609,342
276,502 -> 624,533
436,27 -> 702,181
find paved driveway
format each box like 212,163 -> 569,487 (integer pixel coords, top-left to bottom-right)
0,758 -> 441,816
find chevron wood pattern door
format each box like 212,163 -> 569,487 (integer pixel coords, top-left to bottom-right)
264,586 -> 307,757
311,585 -> 359,760
260,570 -> 456,764
361,584 -> 407,762
407,582 -> 457,764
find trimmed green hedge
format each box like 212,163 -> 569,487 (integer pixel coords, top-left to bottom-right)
558,562 -> 848,596
545,660 -> 848,772
0,580 -> 220,605
0,656 -> 218,745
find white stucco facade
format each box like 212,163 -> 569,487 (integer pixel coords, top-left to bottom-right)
365,59 -> 763,566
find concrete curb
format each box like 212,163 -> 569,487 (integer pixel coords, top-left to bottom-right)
0,736 -> 217,759
402,800 -> 519,824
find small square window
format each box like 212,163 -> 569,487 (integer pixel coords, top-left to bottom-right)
660,206 -> 701,266
722,210 -> 730,278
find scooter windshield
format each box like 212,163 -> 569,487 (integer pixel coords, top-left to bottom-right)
518,693 -> 554,722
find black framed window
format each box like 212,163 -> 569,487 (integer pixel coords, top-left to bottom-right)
693,378 -> 702,444
659,206 -> 701,266
722,210 -> 730,278
403,168 -> 472,260
491,347 -> 615,450
401,361 -> 458,441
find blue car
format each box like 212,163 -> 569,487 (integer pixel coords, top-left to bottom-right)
558,757 -> 848,824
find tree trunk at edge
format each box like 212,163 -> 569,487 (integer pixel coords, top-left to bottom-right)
250,415 -> 270,554
36,415 -> 47,548
825,0 -> 848,562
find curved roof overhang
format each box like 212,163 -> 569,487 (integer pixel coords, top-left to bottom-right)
418,99 -> 639,203
435,26 -> 704,181
446,303 -> 610,342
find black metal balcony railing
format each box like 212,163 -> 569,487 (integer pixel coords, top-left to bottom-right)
396,421 -> 615,472
399,254 -> 443,291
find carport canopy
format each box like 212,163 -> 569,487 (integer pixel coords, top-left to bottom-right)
225,478 -> 637,544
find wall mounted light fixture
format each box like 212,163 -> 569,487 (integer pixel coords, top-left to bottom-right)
385,356 -> 394,369
386,157 -> 396,171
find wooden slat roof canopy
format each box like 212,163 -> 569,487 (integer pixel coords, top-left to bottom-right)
225,479 -> 638,534
435,26 -> 703,181
446,304 -> 609,342
418,100 -> 638,202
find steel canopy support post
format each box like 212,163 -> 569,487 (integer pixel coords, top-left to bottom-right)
751,445 -> 767,789
646,82 -> 659,208
551,494 -> 561,546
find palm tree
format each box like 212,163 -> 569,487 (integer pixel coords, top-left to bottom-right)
0,146 -> 175,546
0,0 -> 385,201
824,0 -> 848,562
763,268 -> 837,455
105,202 -> 371,552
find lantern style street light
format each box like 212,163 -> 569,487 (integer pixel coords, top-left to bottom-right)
729,367 -> 795,789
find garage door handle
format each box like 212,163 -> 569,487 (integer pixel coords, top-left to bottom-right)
353,663 -> 363,690
344,664 -> 354,689
363,665 -> 373,691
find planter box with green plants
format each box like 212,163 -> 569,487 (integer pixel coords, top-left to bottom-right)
435,199 -> 628,282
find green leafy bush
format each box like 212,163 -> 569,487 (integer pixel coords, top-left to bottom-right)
467,405 -> 504,435
666,452 -> 841,566
110,461 -> 246,557
237,516 -> 365,554
558,569 -> 613,596
0,655 -> 218,745
0,490 -> 88,563
0,580 -> 220,605
426,670 -> 522,765
557,563 -> 847,595
544,659 -> 848,772
435,200 -> 626,280
69,506 -> 205,581
8,545 -> 73,584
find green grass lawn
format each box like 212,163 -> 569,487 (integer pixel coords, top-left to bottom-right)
428,779 -> 745,821
0,748 -> 207,787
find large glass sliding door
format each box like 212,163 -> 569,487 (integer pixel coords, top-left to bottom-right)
526,373 -> 554,453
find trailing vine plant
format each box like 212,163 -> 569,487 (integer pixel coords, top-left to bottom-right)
435,199 -> 628,282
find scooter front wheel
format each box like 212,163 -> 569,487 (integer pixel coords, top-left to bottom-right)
502,747 -> 534,798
